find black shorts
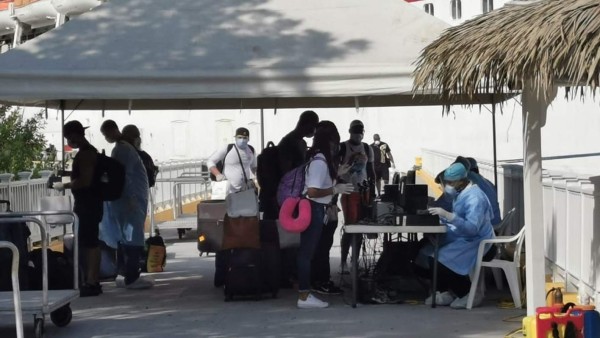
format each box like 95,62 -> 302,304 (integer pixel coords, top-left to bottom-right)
76,213 -> 101,249
374,165 -> 390,181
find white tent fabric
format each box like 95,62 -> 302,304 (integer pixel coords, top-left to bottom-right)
0,0 -> 504,110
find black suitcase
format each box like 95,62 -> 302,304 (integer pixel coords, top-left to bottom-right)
223,248 -> 262,301
0,200 -> 31,291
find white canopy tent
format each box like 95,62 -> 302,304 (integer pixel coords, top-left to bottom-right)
0,0 -> 511,110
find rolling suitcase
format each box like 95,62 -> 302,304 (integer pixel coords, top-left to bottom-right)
220,220 -> 281,300
223,248 -> 262,301
197,201 -> 226,255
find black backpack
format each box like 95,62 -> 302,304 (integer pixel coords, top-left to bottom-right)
96,152 -> 126,201
209,144 -> 255,181
256,142 -> 283,218
138,150 -> 159,188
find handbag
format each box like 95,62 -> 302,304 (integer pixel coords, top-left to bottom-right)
276,220 -> 300,249
225,146 -> 259,217
221,214 -> 260,250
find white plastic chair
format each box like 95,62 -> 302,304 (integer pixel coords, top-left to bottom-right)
467,226 -> 526,310
494,207 -> 517,236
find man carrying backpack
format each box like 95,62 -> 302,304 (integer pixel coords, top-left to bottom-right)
100,120 -> 153,290
53,120 -> 103,297
338,120 -> 375,273
122,124 -> 159,188
275,111 -> 319,288
207,127 -> 257,195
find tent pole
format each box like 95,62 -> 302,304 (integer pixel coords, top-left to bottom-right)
60,100 -> 65,175
492,101 -> 498,187
260,108 -> 265,151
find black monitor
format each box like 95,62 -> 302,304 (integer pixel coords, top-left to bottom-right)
399,184 -> 428,214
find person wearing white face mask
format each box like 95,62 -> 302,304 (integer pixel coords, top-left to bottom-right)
338,120 -> 375,273
416,162 -> 496,309
207,127 -> 257,195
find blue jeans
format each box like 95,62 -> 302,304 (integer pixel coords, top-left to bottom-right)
297,200 -> 325,292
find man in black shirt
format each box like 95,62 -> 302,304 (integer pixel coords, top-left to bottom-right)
277,110 -> 319,288
278,110 -> 320,173
53,120 -> 103,297
371,134 -> 395,197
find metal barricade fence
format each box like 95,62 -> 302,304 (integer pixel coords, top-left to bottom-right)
0,158 -> 208,242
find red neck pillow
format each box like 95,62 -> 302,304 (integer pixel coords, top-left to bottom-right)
278,197 -> 312,233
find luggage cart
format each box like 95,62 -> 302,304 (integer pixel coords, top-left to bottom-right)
0,241 -> 24,338
154,177 -> 210,239
0,211 -> 79,338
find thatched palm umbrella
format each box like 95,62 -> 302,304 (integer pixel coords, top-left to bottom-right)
414,0 -> 600,100
413,0 -> 600,314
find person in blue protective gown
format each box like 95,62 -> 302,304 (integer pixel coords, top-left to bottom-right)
417,162 -> 496,309
466,157 -> 502,228
100,120 -> 153,290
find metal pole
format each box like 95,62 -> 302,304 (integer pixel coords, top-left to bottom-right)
260,108 -> 265,151
60,100 -> 65,175
492,101 -> 498,187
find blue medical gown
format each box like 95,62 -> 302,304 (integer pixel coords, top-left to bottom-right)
101,141 -> 149,247
468,172 -> 501,226
421,184 -> 495,276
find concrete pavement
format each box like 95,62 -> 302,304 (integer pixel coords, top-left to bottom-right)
1,230 -> 525,338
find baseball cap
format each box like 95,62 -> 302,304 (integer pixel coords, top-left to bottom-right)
63,120 -> 89,136
235,127 -> 250,137
349,120 -> 364,133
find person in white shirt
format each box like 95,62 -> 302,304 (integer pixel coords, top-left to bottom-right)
207,127 -> 257,194
297,121 -> 353,309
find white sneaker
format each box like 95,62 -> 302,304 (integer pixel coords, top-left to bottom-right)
297,293 -> 329,309
125,276 -> 155,290
425,291 -> 455,306
450,292 -> 483,309
115,276 -> 126,288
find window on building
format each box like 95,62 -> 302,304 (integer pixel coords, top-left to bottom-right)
482,0 -> 494,13
424,3 -> 434,16
451,0 -> 462,20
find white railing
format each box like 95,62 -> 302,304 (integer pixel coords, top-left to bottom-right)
422,148 -> 600,303
0,159 -> 209,243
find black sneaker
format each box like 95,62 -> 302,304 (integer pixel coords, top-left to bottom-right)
80,283 -> 102,297
312,281 -> 343,295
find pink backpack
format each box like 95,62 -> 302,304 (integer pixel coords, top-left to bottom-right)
276,157 -> 325,206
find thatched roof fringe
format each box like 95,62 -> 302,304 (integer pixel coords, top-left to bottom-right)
414,0 -> 600,101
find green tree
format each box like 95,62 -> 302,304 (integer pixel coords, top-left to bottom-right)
0,106 -> 47,178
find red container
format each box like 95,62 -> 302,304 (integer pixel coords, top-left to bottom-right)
536,306 -> 584,338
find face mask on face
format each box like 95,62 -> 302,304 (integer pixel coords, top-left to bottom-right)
236,138 -> 249,149
444,185 -> 458,198
350,133 -> 363,145
374,141 -> 380,145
